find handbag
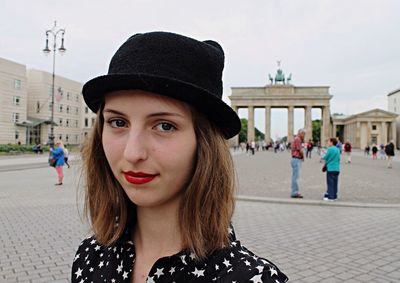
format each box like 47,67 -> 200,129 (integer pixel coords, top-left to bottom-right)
49,157 -> 57,167
322,165 -> 327,172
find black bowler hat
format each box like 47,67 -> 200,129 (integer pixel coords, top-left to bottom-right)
82,31 -> 240,139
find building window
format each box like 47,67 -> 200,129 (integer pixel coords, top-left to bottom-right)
66,105 -> 70,114
66,134 -> 69,143
66,119 -> 69,127
36,101 -> 41,113
76,94 -> 79,102
14,79 -> 21,89
59,134 -> 62,140
85,107 -> 89,114
75,120 -> 78,128
12,113 -> 20,123
395,106 -> 397,112
84,118 -> 88,127
48,86 -> 53,96
15,131 -> 19,140
13,96 -> 21,106
91,118 -> 95,127
59,118 -> 63,126
75,135 -> 79,143
59,104 -> 63,112
372,125 -> 377,130
67,92 -> 70,100
75,107 -> 79,115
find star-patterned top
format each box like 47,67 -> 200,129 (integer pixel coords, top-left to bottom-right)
71,227 -> 288,282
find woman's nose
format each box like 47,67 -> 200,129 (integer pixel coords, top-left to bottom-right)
123,130 -> 148,163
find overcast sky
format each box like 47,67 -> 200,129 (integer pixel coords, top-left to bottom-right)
1,0 -> 399,139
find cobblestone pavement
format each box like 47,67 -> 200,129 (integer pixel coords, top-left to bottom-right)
0,153 -> 399,282
234,149 -> 400,204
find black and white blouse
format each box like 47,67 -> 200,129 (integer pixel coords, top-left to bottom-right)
71,228 -> 288,282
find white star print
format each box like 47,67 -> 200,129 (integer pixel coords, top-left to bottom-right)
215,264 -> 219,270
231,241 -> 237,246
146,276 -> 155,283
223,258 -> 231,267
230,252 -> 235,258
189,252 -> 196,260
154,268 -> 164,278
122,271 -> 128,279
79,279 -> 84,283
74,253 -> 80,262
111,279 -> 116,283
269,266 -> 278,276
192,267 -> 205,277
239,250 -> 249,256
117,263 -> 123,273
261,259 -> 271,265
89,267 -> 94,272
75,267 -> 83,278
244,260 -> 251,266
98,261 -> 104,268
180,255 -> 187,265
256,265 -> 264,273
169,267 -> 176,274
94,245 -> 100,251
250,274 -> 263,283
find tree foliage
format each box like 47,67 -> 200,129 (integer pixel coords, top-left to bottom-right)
239,118 -> 265,142
312,119 -> 321,142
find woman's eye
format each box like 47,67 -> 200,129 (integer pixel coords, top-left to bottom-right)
155,122 -> 176,132
109,119 -> 126,128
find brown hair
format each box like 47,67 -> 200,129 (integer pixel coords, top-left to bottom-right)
81,104 -> 235,259
330,137 -> 338,146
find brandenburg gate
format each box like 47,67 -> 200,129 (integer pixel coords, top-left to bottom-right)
229,65 -> 333,146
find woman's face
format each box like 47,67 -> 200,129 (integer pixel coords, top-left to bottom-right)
102,90 -> 197,209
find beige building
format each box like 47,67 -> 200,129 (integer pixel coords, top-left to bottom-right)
0,57 -> 28,144
25,69 -> 83,145
387,88 -> 400,149
331,109 -> 397,148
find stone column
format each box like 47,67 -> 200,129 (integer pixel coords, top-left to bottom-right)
391,121 -> 396,145
367,121 -> 372,146
304,106 -> 312,142
287,106 -> 294,142
356,121 -> 361,148
265,106 -> 271,143
322,106 -> 330,147
247,106 -> 255,142
232,106 -> 240,146
381,122 -> 387,144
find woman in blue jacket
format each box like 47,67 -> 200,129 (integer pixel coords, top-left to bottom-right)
51,140 -> 65,185
323,138 -> 341,201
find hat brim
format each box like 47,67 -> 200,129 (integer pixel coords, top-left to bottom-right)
82,74 -> 241,139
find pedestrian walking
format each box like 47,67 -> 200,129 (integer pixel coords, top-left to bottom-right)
372,144 -> 378,159
385,140 -> 395,168
344,140 -> 352,163
290,129 -> 305,198
63,145 -> 70,168
71,31 -> 288,283
306,139 -> 313,158
322,138 -> 341,201
379,144 -> 386,160
50,140 -> 65,186
364,144 -> 370,156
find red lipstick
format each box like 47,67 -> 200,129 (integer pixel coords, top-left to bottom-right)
123,171 -> 157,185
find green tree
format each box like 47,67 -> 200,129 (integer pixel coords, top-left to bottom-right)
312,119 -> 321,142
239,118 -> 265,142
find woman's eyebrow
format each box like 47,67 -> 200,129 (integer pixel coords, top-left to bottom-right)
147,112 -> 185,118
102,109 -> 125,115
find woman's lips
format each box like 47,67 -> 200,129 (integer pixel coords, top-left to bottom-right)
123,171 -> 157,185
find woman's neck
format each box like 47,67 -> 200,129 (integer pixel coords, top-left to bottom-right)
133,200 -> 183,259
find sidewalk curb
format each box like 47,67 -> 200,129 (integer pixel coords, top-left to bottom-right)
236,195 -> 400,209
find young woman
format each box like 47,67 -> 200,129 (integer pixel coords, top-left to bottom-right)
51,140 -> 65,186
72,31 -> 288,283
322,138 -> 341,201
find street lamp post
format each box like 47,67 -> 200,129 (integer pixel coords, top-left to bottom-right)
43,21 -> 66,148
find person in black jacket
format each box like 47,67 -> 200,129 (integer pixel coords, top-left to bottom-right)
385,140 -> 395,168
71,31 -> 288,283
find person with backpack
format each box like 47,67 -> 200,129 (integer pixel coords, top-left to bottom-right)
344,141 -> 352,163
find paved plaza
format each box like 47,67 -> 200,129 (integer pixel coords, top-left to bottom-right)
0,150 -> 399,282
